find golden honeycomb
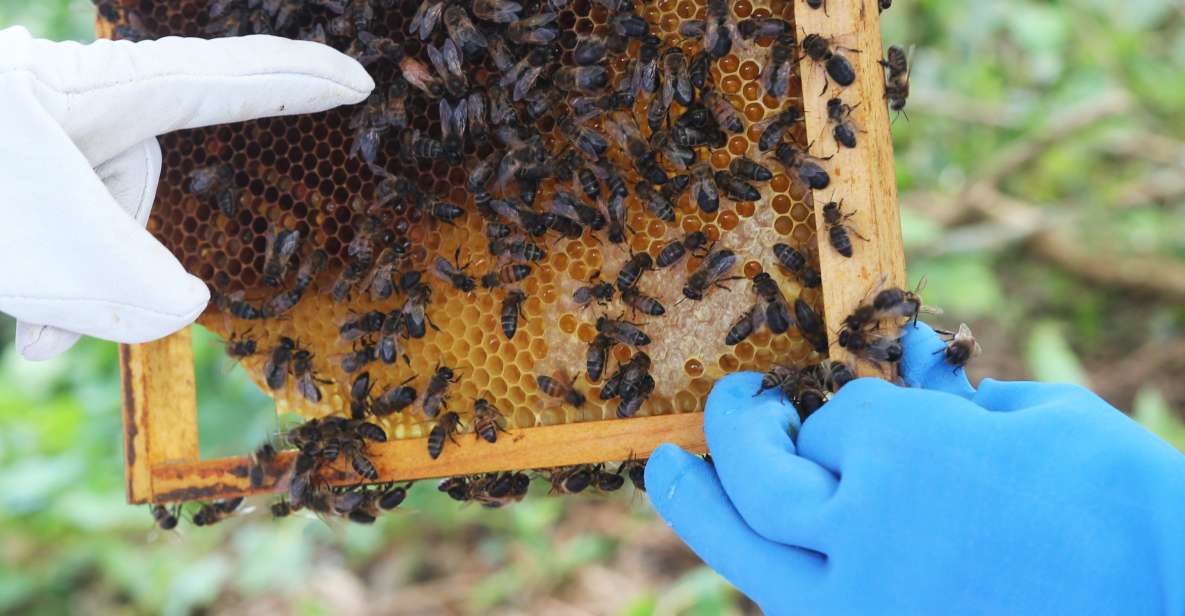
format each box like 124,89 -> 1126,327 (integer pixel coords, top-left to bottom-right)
99,0 -> 823,446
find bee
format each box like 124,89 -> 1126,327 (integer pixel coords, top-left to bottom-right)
714,170 -> 760,203
756,106 -> 802,151
822,200 -> 867,258
501,45 -> 556,102
481,264 -> 532,290
360,246 -> 403,302
438,476 -> 471,501
880,0 -> 892,10
573,34 -> 609,66
660,47 -> 694,107
574,272 -> 616,307
774,142 -> 831,190
634,181 -> 676,223
825,97 -> 860,149
292,350 -> 331,403
429,40 -> 468,102
621,286 -> 666,317
762,35 -> 796,99
379,483 -> 412,510
437,100 -> 468,165
550,191 -> 606,231
725,304 -> 764,346
433,250 -> 476,293
611,352 -> 653,401
150,504 -> 180,530
225,329 -> 257,358
596,316 -> 651,346
871,281 -> 927,323
340,341 -> 377,374
293,248 -> 328,293
680,0 -> 732,58
606,112 -> 651,163
465,90 -> 488,141
752,273 -> 793,334
354,420 -> 388,443
352,31 -> 404,67
558,115 -> 609,160
656,232 -> 709,269
339,310 -> 386,343
547,466 -> 593,495
650,130 -> 695,169
842,330 -> 904,366
349,372 -> 373,419
795,298 -> 830,353
935,323 -> 982,369
187,163 -> 237,217
490,237 -> 546,263
772,243 -> 822,288
500,289 -> 527,340
737,17 -> 791,39
192,497 -> 243,527
400,129 -> 447,161
615,252 -> 654,292
593,465 -> 626,492
443,4 -> 487,54
682,164 -> 721,214
556,65 -> 610,96
212,291 -> 265,321
688,50 -> 710,90
372,377 -> 417,417
402,282 -> 435,339
809,359 -> 857,392
423,366 -> 459,419
605,192 -> 629,244
683,249 -> 740,301
508,11 -> 559,44
789,373 -> 828,423
399,56 -> 443,98
408,0 -> 444,40
248,442 -> 278,489
270,500 -> 293,519
621,456 -> 647,491
585,334 -> 612,381
756,363 -> 799,397
471,472 -> 530,508
473,398 -> 508,443
612,11 -> 649,39
881,45 -> 912,118
729,157 -> 773,182
350,448 -> 379,481
617,375 -> 655,418
700,89 -> 743,134
473,0 -> 521,23
264,337 -> 296,390
427,411 -> 463,459
632,35 -> 661,96
536,371 -> 586,408
801,33 -> 857,93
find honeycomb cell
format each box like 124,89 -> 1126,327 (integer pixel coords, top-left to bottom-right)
105,0 -> 824,445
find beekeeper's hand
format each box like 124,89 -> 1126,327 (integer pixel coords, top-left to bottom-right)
646,323 -> 1185,614
0,25 -> 373,360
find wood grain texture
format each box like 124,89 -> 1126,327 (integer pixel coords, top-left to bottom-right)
149,412 -> 707,502
120,329 -> 200,504
794,0 -> 906,375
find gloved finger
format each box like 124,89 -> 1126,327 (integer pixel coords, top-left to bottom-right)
973,378 -> 1115,415
900,321 -> 975,399
704,372 -> 838,551
798,377 -> 990,474
0,93 -> 207,344
646,444 -> 826,609
16,27 -> 374,165
14,138 -> 163,361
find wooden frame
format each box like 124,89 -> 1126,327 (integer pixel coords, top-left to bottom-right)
117,0 -> 904,505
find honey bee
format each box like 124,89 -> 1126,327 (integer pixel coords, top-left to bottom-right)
557,115 -> 609,161
433,250 -> 476,293
349,372 -> 373,419
480,264 -> 532,290
423,366 -> 459,419
353,419 -> 388,444
756,106 -> 802,151
438,476 -> 471,501
634,181 -> 676,222
379,483 -> 412,510
352,31 -> 405,67
596,315 -> 651,346
714,170 -> 761,203
508,11 -> 559,45
536,371 -> 587,408
574,272 -> 615,307
408,0 -> 444,40
661,47 -> 693,107
650,130 -> 695,169
150,504 -> 180,530
339,310 -> 386,343
212,290 -> 265,321
810,359 -> 857,393
612,10 -> 649,39
617,375 -> 654,418
772,243 -> 822,288
689,50 -> 710,90
632,35 -> 661,96
756,363 -> 799,397
500,46 -> 555,102
402,282 -> 435,339
622,456 -> 646,491
656,231 -> 709,268
593,465 -> 626,492
737,17 -> 791,40
372,377 -> 417,417
550,191 -> 606,231
500,289 -> 527,340
264,337 -> 296,390
701,88 -> 743,134
555,65 -> 610,96
399,56 -> 443,98
293,249 -> 328,292
774,142 -> 831,190
843,330 -> 904,367
573,33 -> 610,66
192,497 -> 244,527
615,252 -> 654,292
725,304 -> 764,346
605,111 -> 651,162
801,33 -> 857,94
437,100 -> 468,165
548,466 -> 593,495
225,329 -> 257,358
473,398 -> 508,443
621,286 -> 665,317
610,352 -> 652,400
682,164 -> 720,214
762,35 -> 796,99
728,157 -> 773,183
795,298 -> 830,353
752,272 -> 793,334
248,442 -> 277,489
825,97 -> 860,149
339,341 -> 378,374
292,350 -> 332,403
789,373 -> 828,423
935,323 -> 981,368
871,279 -> 930,324
428,411 -> 463,459
428,40 -> 468,102
186,163 -> 237,217
359,247 -> 402,302
444,4 -> 488,54
822,200 -> 867,258
683,249 -> 740,301
880,45 -> 912,116
605,193 -> 629,244
473,0 -> 521,23
585,334 -> 612,381
680,0 -> 732,58
349,448 -> 379,481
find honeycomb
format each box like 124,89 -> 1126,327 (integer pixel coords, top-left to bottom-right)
99,0 -> 823,447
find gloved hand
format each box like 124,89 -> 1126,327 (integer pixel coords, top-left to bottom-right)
0,25 -> 373,360
647,322 -> 1185,614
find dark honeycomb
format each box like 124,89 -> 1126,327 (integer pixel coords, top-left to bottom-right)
98,0 -> 823,441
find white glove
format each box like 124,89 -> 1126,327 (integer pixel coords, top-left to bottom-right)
0,26 -> 374,360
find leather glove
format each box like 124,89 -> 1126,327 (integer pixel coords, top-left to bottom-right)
0,26 -> 374,360
646,322 -> 1185,614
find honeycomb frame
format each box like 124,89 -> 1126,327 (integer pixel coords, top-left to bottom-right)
106,0 -> 903,505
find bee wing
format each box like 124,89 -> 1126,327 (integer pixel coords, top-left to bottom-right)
426,43 -> 449,80
451,97 -> 468,137
442,38 -> 465,77
420,1 -> 444,40
438,99 -> 454,139
277,229 -> 301,261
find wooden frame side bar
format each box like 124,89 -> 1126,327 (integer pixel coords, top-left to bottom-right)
795,0 -> 906,374
148,412 -> 707,502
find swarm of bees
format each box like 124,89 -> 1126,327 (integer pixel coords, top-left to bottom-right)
104,0 -> 937,527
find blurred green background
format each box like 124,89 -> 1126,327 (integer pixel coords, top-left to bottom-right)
1,0 -> 1184,614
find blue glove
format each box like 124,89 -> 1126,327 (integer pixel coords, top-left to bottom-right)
646,322 -> 1185,614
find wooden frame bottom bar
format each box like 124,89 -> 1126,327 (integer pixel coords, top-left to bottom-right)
148,412 -> 707,503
